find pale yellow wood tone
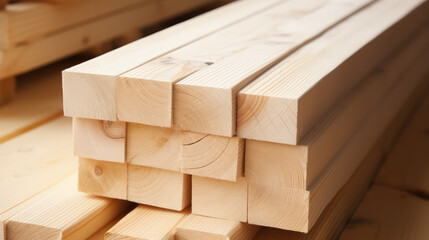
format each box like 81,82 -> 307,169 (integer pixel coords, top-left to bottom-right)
0,57 -> 86,143
192,176 -> 247,222
127,123 -> 181,172
168,0 -> 372,136
7,174 -> 130,240
127,165 -> 191,211
238,0 -> 429,144
181,132 -> 243,181
78,158 -> 128,200
176,214 -> 260,240
375,93 -> 429,195
73,118 -> 126,163
245,28 -> 429,189
247,50 -> 429,232
63,0 -> 282,122
87,208 -> 133,240
0,77 -> 15,104
106,205 -> 189,240
340,186 -> 429,240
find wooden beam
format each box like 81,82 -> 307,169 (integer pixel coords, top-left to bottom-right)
0,77 -> 15,105
181,132 -> 243,181
78,158 -> 128,200
127,123 -> 181,172
247,48 -> 429,232
339,185 -> 429,239
128,165 -> 191,211
0,0 -> 7,10
170,0 -> 373,136
176,214 -> 260,240
63,0 -> 282,121
73,118 -> 126,163
87,207 -> 134,240
245,27 -> 429,190
106,205 -> 189,240
237,0 -> 429,144
192,176 -> 247,222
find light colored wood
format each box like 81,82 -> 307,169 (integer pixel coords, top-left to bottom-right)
87,207 -> 133,240
175,214 -> 260,240
0,57 -> 85,143
78,158 -> 128,200
160,0 -> 372,136
106,205 -> 189,240
247,49 -> 429,232
375,92 -> 429,195
181,132 -> 243,181
63,0 -> 282,122
127,165 -> 191,211
237,0 -> 429,144
127,123 -> 181,172
0,77 -> 15,104
245,27 -> 429,190
73,118 -> 126,163
340,185 -> 429,240
192,176 -> 247,222
6,174 -> 131,240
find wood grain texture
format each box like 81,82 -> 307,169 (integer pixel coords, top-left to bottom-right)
78,158 -> 128,200
176,214 -> 259,240
181,132 -> 243,181
6,174 -> 130,240
63,0 -> 281,122
127,165 -> 191,211
87,208 -> 133,240
0,77 -> 15,104
127,123 -> 181,172
245,28 -> 429,190
340,185 -> 429,240
237,0 -> 429,144
106,205 -> 189,240
192,176 -> 248,222
73,118 -> 126,163
247,48 -> 429,232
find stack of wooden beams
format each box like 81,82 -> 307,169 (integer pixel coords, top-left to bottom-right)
0,0 -> 220,103
62,0 -> 429,237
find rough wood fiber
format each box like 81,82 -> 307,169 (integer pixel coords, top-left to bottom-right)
247,49 -> 429,232
245,28 -> 429,189
78,158 -> 128,200
73,118 -> 126,163
237,0 -> 429,144
63,0 -> 282,121
340,186 -> 429,240
181,132 -> 243,181
192,176 -> 248,222
176,214 -> 260,240
106,205 -> 189,240
127,123 -> 181,172
127,165 -> 191,211
0,77 -> 15,104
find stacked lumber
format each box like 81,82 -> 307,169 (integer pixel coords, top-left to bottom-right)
0,0 -> 221,104
62,0 -> 429,236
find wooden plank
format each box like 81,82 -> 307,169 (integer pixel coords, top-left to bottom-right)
73,118 -> 126,163
175,214 -> 260,240
106,205 -> 189,240
237,0 -> 429,144
87,207 -> 134,240
127,123 -> 181,172
78,158 -> 128,200
128,165 -> 191,211
6,174 -> 131,240
339,185 -> 429,240
0,77 -> 15,104
247,49 -> 429,232
181,132 -> 243,181
245,27 -> 429,190
63,0 -> 282,121
192,176 -> 247,222
375,90 -> 429,195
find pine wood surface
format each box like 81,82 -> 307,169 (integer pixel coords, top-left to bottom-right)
87,208 -> 133,240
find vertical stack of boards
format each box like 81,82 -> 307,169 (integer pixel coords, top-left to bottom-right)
0,0 -> 221,103
60,0 -> 427,239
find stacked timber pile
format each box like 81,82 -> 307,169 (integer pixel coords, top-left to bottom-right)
57,0 -> 428,238
0,0 -> 221,104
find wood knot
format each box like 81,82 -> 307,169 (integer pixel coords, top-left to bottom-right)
94,166 -> 103,176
